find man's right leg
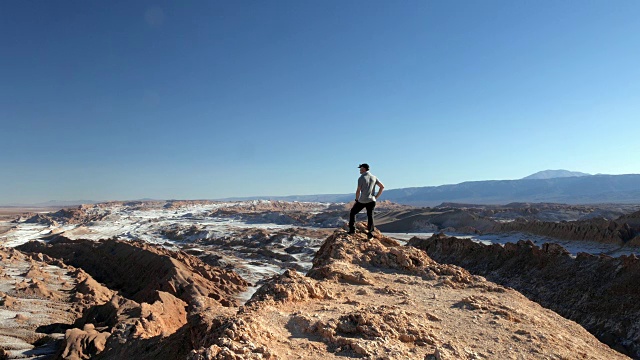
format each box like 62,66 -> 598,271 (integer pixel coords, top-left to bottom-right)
348,201 -> 366,233
365,201 -> 376,236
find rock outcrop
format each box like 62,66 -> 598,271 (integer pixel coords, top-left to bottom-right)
409,233 -> 640,357
207,206 -> 346,228
12,237 -> 249,360
17,236 -> 248,306
618,210 -> 640,226
23,205 -> 108,226
0,246 -> 102,359
375,208 -> 496,233
373,203 -> 640,238
185,225 -> 628,359
59,324 -> 110,359
3,221 -> 633,359
24,213 -> 59,226
492,218 -> 638,245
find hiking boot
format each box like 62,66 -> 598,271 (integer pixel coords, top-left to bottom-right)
367,232 -> 374,240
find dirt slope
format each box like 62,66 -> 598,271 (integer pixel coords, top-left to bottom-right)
409,233 -> 640,358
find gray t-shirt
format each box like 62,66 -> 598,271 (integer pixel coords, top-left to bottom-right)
358,171 -> 380,203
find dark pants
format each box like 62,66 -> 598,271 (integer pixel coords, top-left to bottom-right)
349,201 -> 376,233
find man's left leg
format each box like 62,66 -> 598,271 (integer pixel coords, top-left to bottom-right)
365,201 -> 376,237
348,201 -> 366,234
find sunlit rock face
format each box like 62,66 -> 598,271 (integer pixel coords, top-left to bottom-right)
185,229 -> 628,360
409,233 -> 640,357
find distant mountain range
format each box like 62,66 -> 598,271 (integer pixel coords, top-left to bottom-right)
224,170 -> 640,206
1,199 -> 156,208
0,200 -> 101,208
521,169 -> 591,180
5,170 -> 640,207
381,174 -> 640,206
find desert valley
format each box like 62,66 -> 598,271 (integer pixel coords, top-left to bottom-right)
5,0 -> 640,358
1,199 -> 640,359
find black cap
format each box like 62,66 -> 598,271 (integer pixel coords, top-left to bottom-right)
358,163 -> 369,170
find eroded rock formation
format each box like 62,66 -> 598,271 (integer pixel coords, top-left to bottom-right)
0,246 -> 107,359
2,224 -> 634,359
17,236 -> 248,306
409,233 -> 640,357
185,225 -> 628,359
493,218 -> 638,245
10,237 -> 249,360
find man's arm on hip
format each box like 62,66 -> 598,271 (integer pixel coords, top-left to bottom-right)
375,181 -> 385,199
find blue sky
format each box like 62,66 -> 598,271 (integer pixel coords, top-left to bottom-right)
1,1 -> 639,204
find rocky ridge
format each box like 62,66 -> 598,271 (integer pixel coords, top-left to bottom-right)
409,233 -> 640,358
16,236 -> 248,307
3,199 -> 640,359
13,201 -> 640,251
185,224 -> 627,359
3,237 -> 249,359
0,246 -> 113,359
164,226 -> 334,274
22,205 -> 109,227
492,216 -> 640,245
375,205 -> 640,246
2,226 -> 630,359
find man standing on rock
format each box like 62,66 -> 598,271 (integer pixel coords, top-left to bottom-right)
348,163 -> 384,239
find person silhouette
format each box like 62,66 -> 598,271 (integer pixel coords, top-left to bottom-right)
348,163 -> 384,239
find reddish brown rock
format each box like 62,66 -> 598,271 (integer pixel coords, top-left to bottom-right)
24,213 -> 59,226
136,291 -> 188,338
21,263 -> 52,281
493,218 -> 637,245
17,236 -> 248,307
71,268 -> 115,311
3,220 -> 633,360
14,278 -> 61,300
246,269 -> 332,306
309,223 -> 478,289
59,324 -> 110,360
11,237 -> 249,359
51,205 -> 108,225
186,227 -> 627,360
409,233 -> 640,357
